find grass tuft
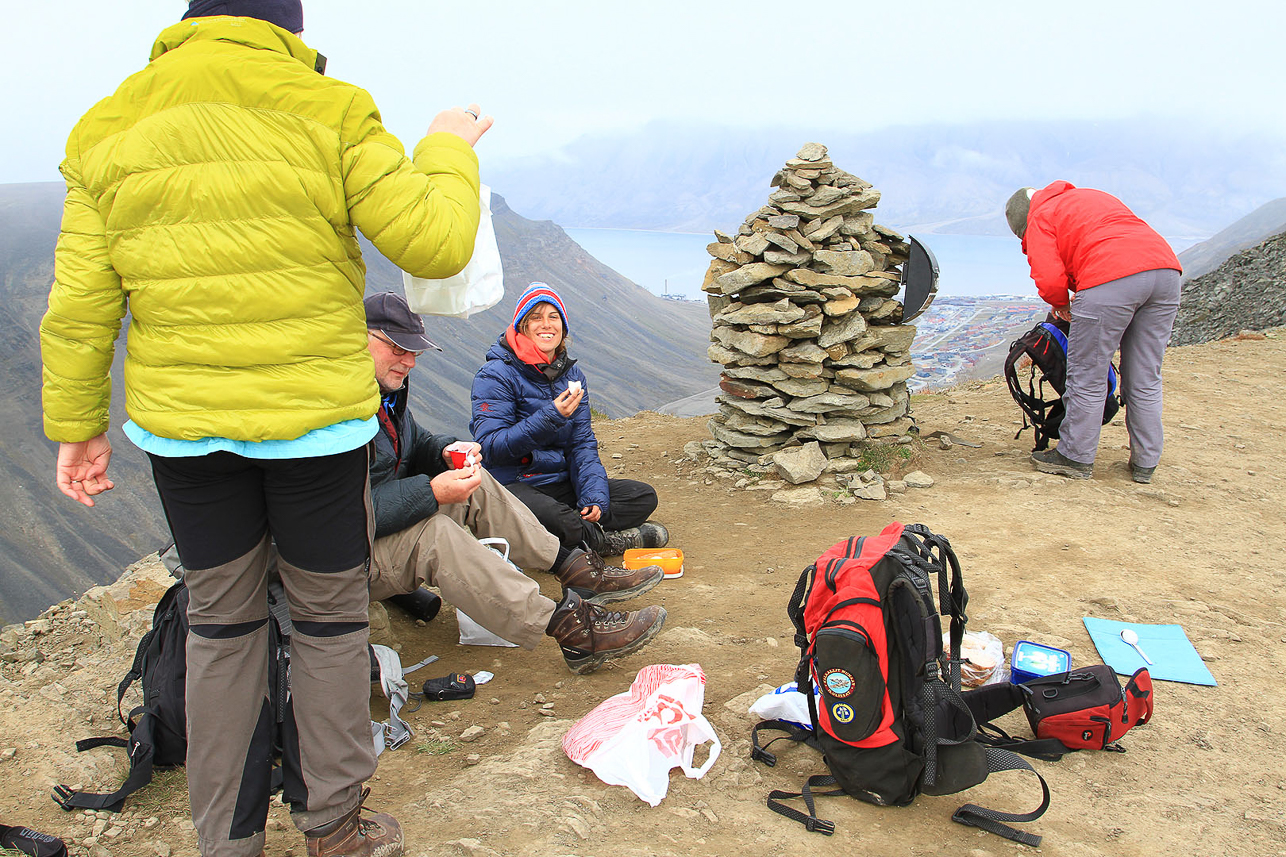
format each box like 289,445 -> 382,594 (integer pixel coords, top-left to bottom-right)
415,738 -> 458,755
851,441 -> 916,474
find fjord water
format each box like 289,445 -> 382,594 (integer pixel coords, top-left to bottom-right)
564,228 -> 1041,301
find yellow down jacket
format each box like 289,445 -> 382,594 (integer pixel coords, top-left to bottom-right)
41,17 -> 481,443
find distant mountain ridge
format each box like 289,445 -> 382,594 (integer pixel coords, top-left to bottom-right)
0,182 -> 717,625
482,118 -> 1286,240
1178,197 -> 1286,281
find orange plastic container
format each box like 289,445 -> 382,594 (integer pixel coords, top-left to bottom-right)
623,548 -> 684,579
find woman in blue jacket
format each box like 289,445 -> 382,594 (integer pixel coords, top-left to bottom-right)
470,284 -> 668,555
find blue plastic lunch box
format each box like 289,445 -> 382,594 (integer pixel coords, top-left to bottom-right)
1010,640 -> 1072,684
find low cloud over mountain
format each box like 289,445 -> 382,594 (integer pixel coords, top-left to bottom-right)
483,118 -> 1286,240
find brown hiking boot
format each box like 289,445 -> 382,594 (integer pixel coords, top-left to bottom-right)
546,589 -> 667,675
556,548 -> 663,604
306,789 -> 403,857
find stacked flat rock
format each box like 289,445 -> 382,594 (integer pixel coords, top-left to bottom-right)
702,143 -> 916,473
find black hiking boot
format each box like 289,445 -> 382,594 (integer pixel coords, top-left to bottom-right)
599,521 -> 670,555
1031,448 -> 1092,479
1129,460 -> 1156,484
546,589 -> 667,675
386,587 -> 442,623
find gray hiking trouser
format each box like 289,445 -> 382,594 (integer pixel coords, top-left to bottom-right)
150,448 -> 376,857
369,468 -> 560,649
1059,268 -> 1182,467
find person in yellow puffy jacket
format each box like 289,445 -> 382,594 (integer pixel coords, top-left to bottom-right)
39,3 -> 492,856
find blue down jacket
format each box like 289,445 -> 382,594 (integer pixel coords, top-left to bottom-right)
469,335 -> 610,513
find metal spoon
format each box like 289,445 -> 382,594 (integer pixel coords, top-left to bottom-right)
1120,629 -> 1153,665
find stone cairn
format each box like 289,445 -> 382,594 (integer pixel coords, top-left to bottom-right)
697,143 -> 919,489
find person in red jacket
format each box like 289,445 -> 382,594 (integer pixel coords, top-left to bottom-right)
1006,181 -> 1182,483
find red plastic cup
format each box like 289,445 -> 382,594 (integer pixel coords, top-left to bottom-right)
449,449 -> 470,469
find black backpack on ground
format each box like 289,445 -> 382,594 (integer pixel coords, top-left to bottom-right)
1005,315 -> 1120,451
53,548 -> 294,813
751,523 -> 1050,845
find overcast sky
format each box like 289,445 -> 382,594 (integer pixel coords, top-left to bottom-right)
4,0 -> 1283,184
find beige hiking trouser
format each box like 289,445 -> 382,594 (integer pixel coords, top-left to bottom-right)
370,469 -> 561,649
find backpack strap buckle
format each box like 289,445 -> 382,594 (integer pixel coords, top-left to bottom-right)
51,785 -> 75,811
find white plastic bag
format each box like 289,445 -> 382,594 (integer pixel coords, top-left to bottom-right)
456,538 -> 519,647
748,681 -> 816,731
456,609 -> 518,647
562,664 -> 722,806
960,630 -> 1009,686
402,183 -> 504,318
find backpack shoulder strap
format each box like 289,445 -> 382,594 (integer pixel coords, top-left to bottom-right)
766,775 -> 843,835
786,563 -> 815,653
749,719 -> 819,768
974,725 -> 1073,761
950,746 -> 1051,846
963,681 -> 1074,761
53,713 -> 159,813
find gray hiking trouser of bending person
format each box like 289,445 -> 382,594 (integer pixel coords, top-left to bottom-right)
1059,268 -> 1182,467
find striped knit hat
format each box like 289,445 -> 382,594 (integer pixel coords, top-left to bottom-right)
512,283 -> 569,334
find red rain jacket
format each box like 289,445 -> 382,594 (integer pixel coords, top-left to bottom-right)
1021,181 -> 1182,308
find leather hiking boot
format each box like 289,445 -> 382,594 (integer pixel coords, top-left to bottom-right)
546,589 -> 667,675
1031,447 -> 1092,479
600,521 -> 669,555
306,789 -> 403,857
556,548 -> 663,605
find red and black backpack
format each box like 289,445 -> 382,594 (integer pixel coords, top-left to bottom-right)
752,523 -> 1050,845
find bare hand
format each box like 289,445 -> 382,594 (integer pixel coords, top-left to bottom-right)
430,464 -> 482,506
56,434 -> 115,507
554,388 -> 583,418
427,103 -> 494,148
1051,304 -> 1072,322
442,440 -> 482,468
580,504 -> 602,523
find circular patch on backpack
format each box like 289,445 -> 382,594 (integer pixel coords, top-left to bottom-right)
823,669 -> 855,698
832,703 -> 855,724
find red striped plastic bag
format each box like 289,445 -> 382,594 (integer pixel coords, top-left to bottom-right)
562,664 -> 721,806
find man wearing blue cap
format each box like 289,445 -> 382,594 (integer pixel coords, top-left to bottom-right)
362,292 -> 668,676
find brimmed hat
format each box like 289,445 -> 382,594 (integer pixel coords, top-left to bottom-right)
183,0 -> 304,34
363,292 -> 440,352
512,283 -> 569,334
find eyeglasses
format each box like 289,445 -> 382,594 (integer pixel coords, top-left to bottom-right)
368,331 -> 423,358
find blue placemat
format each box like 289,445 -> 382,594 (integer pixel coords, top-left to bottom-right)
1083,618 -> 1216,686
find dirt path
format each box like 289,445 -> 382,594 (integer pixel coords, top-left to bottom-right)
2,332 -> 1283,857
